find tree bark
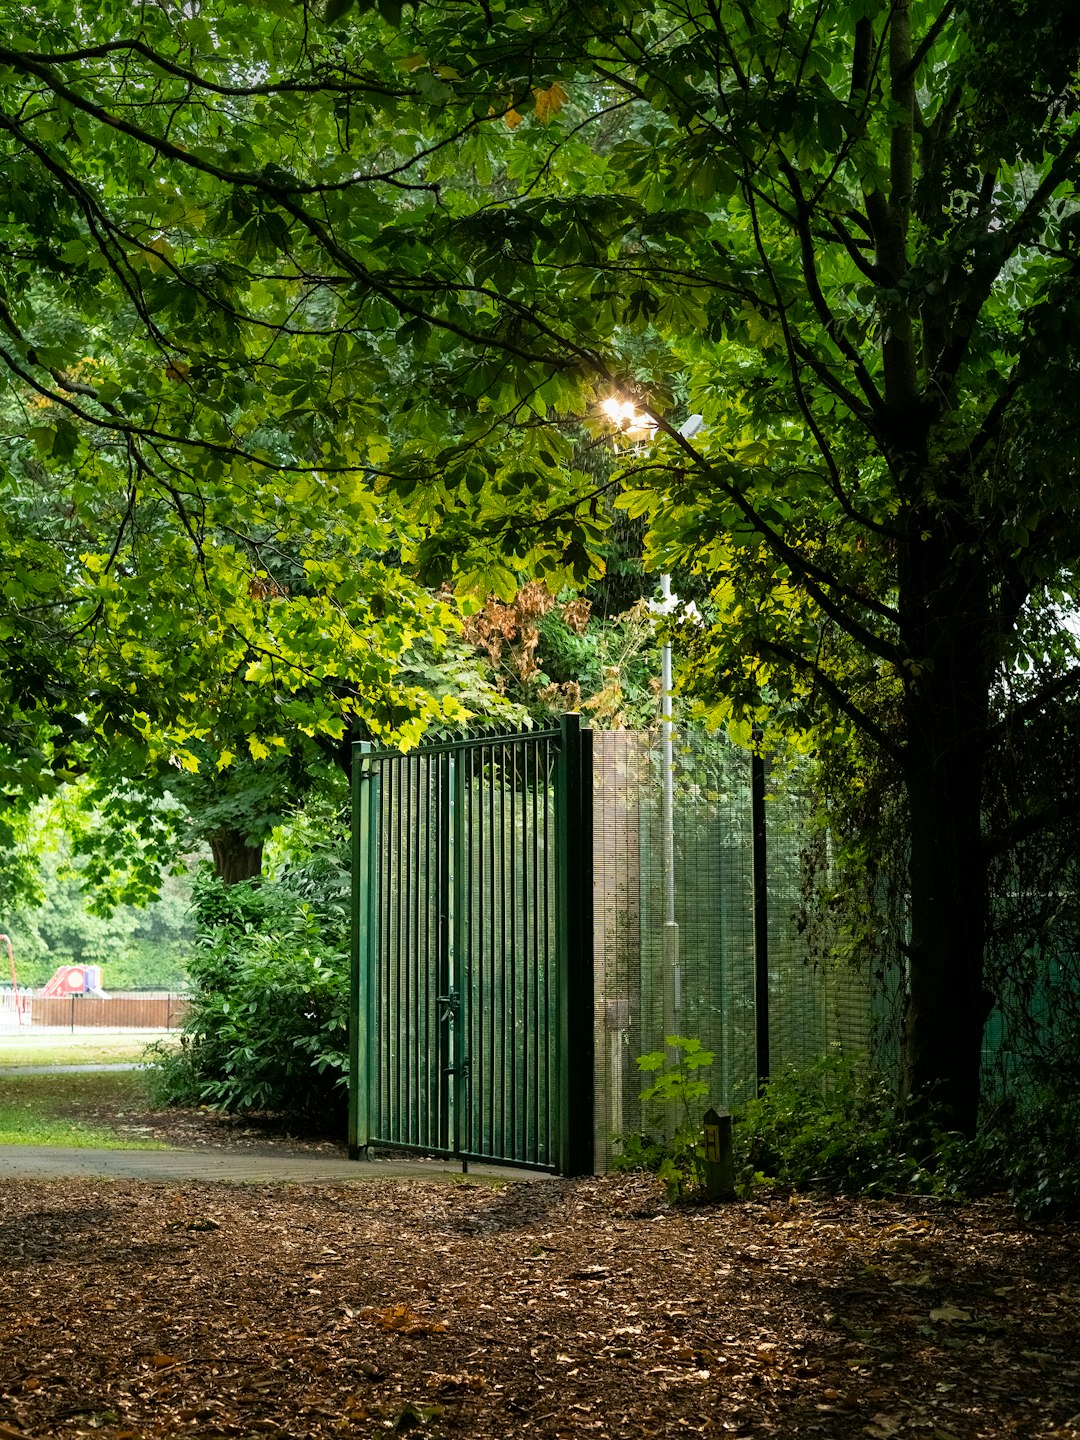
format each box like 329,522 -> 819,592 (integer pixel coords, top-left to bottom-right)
902,704 -> 988,1134
899,530 -> 994,1136
208,827 -> 264,886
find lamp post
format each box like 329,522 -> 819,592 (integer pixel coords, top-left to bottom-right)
601,401 -> 704,1043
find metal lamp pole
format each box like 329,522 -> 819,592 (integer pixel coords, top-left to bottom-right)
602,404 -> 704,1048
659,573 -> 681,1034
658,416 -> 704,1042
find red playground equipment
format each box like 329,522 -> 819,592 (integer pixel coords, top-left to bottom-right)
41,965 -> 108,998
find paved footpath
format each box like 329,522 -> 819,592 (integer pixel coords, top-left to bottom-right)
0,1146 -> 544,1185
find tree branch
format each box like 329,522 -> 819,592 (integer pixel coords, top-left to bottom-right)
899,0 -> 958,83
759,634 -> 901,757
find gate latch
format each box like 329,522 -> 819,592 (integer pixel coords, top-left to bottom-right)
436,990 -> 459,1023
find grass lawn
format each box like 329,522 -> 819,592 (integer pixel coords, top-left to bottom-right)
0,1031 -> 178,1067
0,1068 -> 168,1148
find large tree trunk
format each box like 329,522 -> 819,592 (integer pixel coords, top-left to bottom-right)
899,538 -> 994,1136
902,698 -> 989,1135
208,826 -> 264,886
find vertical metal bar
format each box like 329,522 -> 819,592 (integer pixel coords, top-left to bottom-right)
752,744 -> 770,1094
487,742 -> 498,1158
556,713 -> 595,1176
463,745 -> 473,1158
403,760 -> 408,1140
380,759 -> 391,1144
659,577 -> 682,1039
438,751 -> 452,1152
385,760 -> 397,1140
399,758 -> 409,1143
406,754 -> 417,1145
531,736 -> 542,1164
491,742 -> 500,1156
463,745 -> 474,1163
350,741 -> 375,1157
381,765 -> 393,1141
475,744 -> 487,1158
451,749 -> 468,1167
348,742 -> 363,1155
374,765 -> 384,1141
394,760 -> 403,1140
508,738 -> 519,1160
531,739 -> 542,1161
497,740 -> 508,1159
418,754 -> 428,1149
423,754 -> 434,1146
412,753 -> 422,1146
409,755 -> 418,1147
542,735 -> 552,1164
521,739 -> 532,1161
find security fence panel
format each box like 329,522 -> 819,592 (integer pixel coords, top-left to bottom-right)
591,729 -> 872,1172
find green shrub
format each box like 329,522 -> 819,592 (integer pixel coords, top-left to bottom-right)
734,1053 -> 954,1197
148,936 -> 347,1120
617,1045 -> 1080,1217
959,1084 -> 1080,1220
148,864 -> 349,1125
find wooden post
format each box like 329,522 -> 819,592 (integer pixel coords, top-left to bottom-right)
702,1106 -> 735,1200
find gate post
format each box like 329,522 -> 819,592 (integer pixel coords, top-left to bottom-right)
556,713 -> 595,1175
349,741 -> 376,1159
450,749 -> 470,1166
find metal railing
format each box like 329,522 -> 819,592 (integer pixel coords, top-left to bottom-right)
8,992 -> 189,1033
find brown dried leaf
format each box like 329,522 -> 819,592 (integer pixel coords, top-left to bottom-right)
533,82 -> 568,122
371,1304 -> 448,1336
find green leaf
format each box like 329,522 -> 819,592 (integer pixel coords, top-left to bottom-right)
51,421 -> 80,462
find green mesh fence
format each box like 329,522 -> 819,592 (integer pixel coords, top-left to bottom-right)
591,728 -> 870,1170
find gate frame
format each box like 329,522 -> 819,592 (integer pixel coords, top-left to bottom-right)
348,713 -> 594,1175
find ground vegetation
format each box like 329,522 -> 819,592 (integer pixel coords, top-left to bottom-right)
149,835 -> 351,1121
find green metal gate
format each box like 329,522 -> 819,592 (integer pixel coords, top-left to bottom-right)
348,715 -> 593,1174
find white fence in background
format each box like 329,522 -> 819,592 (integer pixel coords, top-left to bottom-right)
0,988 -> 32,1032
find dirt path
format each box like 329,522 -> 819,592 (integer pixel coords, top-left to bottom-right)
0,1176 -> 1077,1440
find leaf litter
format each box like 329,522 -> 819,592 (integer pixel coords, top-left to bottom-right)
0,1176 -> 1077,1439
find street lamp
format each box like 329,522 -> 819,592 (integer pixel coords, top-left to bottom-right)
600,395 -> 657,438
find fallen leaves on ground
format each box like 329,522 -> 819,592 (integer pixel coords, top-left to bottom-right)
0,1176 -> 1077,1439
371,1305 -> 449,1337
